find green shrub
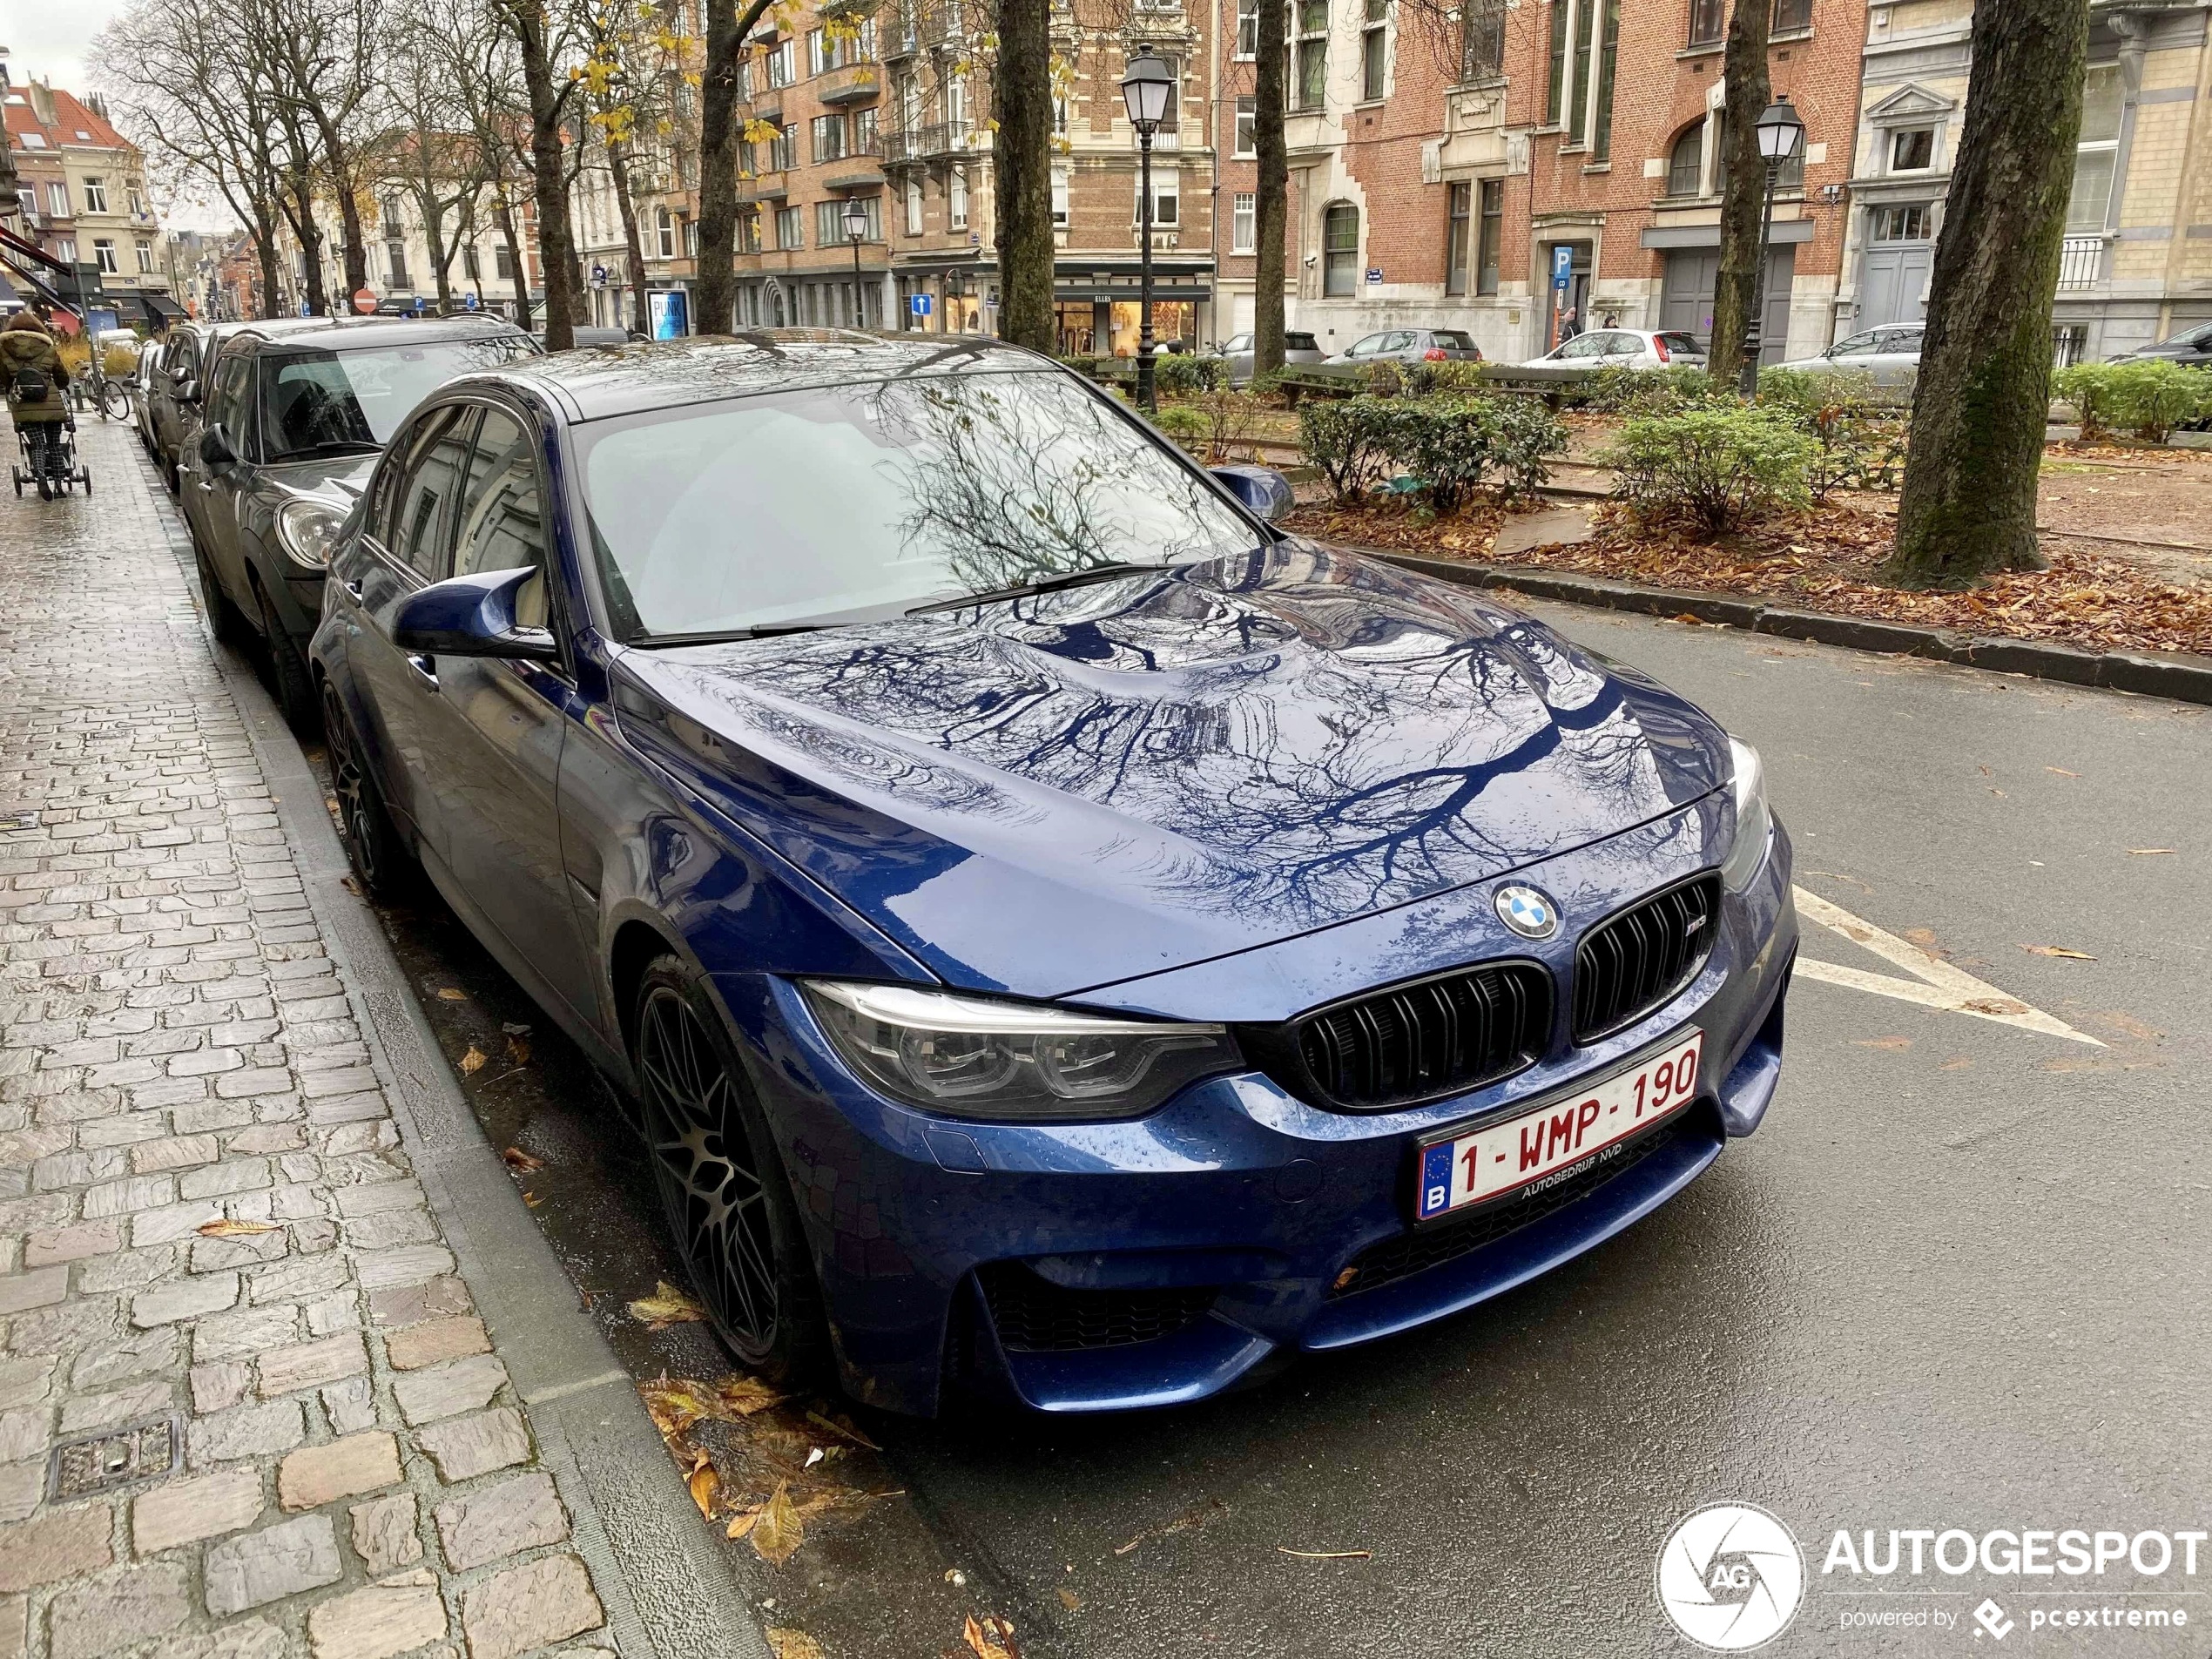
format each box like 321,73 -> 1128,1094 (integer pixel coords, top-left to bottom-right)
2051,362 -> 2116,438
1757,366 -> 1907,499
1153,403 -> 1209,445
1403,359 -> 1490,397
1155,353 -> 1224,397
1186,385 -> 1264,462
1298,392 -> 1566,508
1300,395 -> 1399,502
1587,363 -> 1721,416
1603,407 -> 1818,533
1487,395 -> 1570,500
2103,359 -> 2210,442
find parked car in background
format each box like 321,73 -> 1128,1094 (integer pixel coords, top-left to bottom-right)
535,325 -> 641,350
1327,327 -> 1484,368
309,330 -> 1796,1419
1207,331 -> 1326,386
1521,330 -> 1707,371
179,314 -> 539,731
2111,320 -> 2212,368
1777,325 -> 1923,393
144,316 -> 332,490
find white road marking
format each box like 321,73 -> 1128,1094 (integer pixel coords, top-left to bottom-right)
1791,887 -> 2103,1047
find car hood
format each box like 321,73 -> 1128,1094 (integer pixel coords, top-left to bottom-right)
612,542 -> 1730,998
265,454 -> 379,506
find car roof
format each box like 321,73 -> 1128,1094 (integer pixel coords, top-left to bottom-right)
225,315 -> 531,354
452,329 -> 1055,423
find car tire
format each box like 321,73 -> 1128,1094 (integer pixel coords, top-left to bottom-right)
254,583 -> 319,736
320,679 -> 415,902
631,957 -> 832,1386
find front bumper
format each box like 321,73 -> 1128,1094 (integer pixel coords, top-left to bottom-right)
722,814 -> 1797,1417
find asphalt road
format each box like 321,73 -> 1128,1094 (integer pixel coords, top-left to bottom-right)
325,603 -> 2212,1658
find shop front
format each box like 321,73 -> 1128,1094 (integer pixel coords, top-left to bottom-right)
895,260 -> 1212,349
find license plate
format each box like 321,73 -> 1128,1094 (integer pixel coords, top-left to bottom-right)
1413,1031 -> 1704,1224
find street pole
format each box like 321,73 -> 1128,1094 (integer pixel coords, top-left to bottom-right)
1137,126 -> 1156,415
851,233 -> 865,328
1739,158 -> 1779,399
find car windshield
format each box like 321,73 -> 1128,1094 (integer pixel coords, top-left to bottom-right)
258,336 -> 536,461
1431,331 -> 1476,351
1658,334 -> 1701,354
2154,325 -> 2212,350
578,368 -> 1261,642
1285,334 -> 1320,351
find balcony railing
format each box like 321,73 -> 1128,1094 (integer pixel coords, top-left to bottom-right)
2056,233 -> 2106,291
880,121 -> 968,164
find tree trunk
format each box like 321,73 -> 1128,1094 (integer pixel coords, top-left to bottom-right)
494,191 -> 534,329
607,141 -> 651,337
314,118 -> 370,298
507,0 -> 585,347
253,207 -> 282,319
1706,0 -> 1774,389
1887,0 -> 2088,588
1252,0 -> 1288,376
422,180 -> 455,314
284,171 -> 329,315
992,0 -> 1055,351
697,0 -> 779,335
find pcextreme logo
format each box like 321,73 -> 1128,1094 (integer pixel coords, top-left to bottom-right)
1657,1504 -> 1807,1651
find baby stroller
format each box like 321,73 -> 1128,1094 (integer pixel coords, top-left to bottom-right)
11,414 -> 91,500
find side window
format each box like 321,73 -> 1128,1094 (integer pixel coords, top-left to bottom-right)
389,408 -> 480,582
1829,332 -> 1878,358
208,355 -> 253,447
170,339 -> 198,383
452,408 -> 550,630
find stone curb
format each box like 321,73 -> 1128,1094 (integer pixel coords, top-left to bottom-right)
1371,551 -> 2212,706
138,454 -> 770,1659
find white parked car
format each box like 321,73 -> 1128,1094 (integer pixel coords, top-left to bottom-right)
1778,325 -> 1923,393
1521,329 -> 1708,370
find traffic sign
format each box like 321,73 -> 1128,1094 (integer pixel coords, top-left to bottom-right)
463,292 -> 480,311
352,288 -> 377,314
910,293 -> 933,317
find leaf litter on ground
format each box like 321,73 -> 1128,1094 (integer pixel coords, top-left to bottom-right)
962,1613 -> 1021,1659
628,1281 -> 709,1329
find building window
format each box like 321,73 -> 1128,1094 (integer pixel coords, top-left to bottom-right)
2052,322 -> 2088,368
1361,0 -> 1389,101
1771,0 -> 1811,30
1294,0 -> 1328,111
817,201 -> 843,245
770,123 -> 798,171
765,38 -> 796,86
1589,0 -> 1620,159
1051,166 -> 1069,227
1687,0 -> 1723,49
738,207 -> 761,253
94,239 -> 118,275
463,244 -> 481,280
852,106 -> 877,152
1445,181 -> 1471,294
1237,0 -> 1259,57
1477,178 -> 1502,293
1461,0 -> 1505,80
807,28 -> 830,74
1890,127 -> 1934,172
904,173 -> 924,233
656,205 -> 676,258
496,243 -> 516,281
943,70 -> 968,129
950,167 -> 968,229
813,112 -> 846,163
1871,204 -> 1932,242
136,239 -> 153,273
2067,64 -> 2123,232
1667,122 -> 1704,196
84,177 -> 108,214
1235,96 -> 1257,157
127,183 -> 145,216
1232,191 -> 1256,253
1136,168 -> 1178,226
1322,201 -> 1358,295
776,204 -> 805,248
47,182 -> 68,217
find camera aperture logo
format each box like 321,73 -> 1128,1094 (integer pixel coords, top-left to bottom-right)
1658,1504 -> 1807,1651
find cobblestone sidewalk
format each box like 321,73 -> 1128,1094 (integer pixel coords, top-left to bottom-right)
0,419 -> 614,1658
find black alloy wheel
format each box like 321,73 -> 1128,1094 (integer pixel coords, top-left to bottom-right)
256,583 -> 319,736
632,959 -> 828,1381
320,681 -> 413,901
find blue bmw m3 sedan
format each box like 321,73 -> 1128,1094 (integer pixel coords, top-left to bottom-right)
308,331 -> 1797,1417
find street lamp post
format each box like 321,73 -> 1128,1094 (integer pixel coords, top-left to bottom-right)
1739,93 -> 1807,398
843,196 -> 870,329
1119,51 -> 1174,414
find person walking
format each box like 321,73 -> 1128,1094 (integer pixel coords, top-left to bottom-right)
3,312 -> 71,500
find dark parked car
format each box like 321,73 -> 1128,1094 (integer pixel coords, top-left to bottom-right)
2113,320 -> 2212,368
179,314 -> 538,730
311,331 -> 1797,1416
143,317 -> 332,489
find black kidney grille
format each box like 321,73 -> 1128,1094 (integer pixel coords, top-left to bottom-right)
1329,1111 -> 1700,1300
1293,962 -> 1552,1112
1572,874 -> 1720,1043
978,1264 -> 1218,1353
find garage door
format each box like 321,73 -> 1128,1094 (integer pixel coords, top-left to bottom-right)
1661,246 -> 1795,361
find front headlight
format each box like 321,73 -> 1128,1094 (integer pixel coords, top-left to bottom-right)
801,981 -> 1241,1122
1721,737 -> 1771,892
274,498 -> 344,569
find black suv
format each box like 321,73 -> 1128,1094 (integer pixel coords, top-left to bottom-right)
142,316 -> 332,490
179,316 -> 539,729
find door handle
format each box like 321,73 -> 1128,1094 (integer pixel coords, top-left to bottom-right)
340,577 -> 364,601
406,653 -> 439,690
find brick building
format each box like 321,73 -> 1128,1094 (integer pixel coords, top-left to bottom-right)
1836,0 -> 2212,362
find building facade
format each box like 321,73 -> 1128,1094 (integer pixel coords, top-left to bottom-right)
1837,0 -> 2212,362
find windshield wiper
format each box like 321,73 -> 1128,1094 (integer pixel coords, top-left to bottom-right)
906,561 -> 1170,617
267,441 -> 382,462
632,622 -> 827,648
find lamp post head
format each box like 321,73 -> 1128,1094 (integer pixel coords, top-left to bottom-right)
1119,52 -> 1174,133
1755,94 -> 1805,163
842,196 -> 868,242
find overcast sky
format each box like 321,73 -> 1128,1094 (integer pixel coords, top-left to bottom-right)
1,0 -> 239,230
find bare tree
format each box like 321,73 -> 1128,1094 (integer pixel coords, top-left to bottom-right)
993,0 -> 1054,351
1706,0 -> 1774,389
491,0 -> 595,346
431,0 -> 538,327
246,0 -> 386,304
1251,0 -> 1287,376
383,4 -> 502,314
1888,0 -> 2091,586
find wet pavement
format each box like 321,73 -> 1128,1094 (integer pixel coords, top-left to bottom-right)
289,585 -> 2209,1656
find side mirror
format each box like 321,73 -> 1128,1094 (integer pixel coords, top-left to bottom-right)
176,377 -> 201,404
198,424 -> 237,469
1211,464 -> 1295,524
392,567 -> 558,663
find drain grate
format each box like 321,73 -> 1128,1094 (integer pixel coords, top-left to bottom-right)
49,1417 -> 179,1500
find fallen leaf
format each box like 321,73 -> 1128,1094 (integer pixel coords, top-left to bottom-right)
339,875 -> 360,895
765,1631 -> 826,1659
688,1460 -> 721,1521
1962,996 -> 2030,1016
1939,1056 -> 1973,1072
1854,1036 -> 1912,1051
502,1146 -> 544,1173
639,1378 -> 717,1437
2127,847 -> 2175,855
459,1048 -> 488,1076
2045,767 -> 2080,777
805,1409 -> 881,1450
196,1217 -> 278,1238
1056,1587 -> 1082,1613
1672,611 -> 1704,625
435,987 -> 468,1001
629,1281 -> 709,1329
2021,945 -> 2097,961
714,1375 -> 792,1417
1278,1547 -> 1373,1561
751,1480 -> 806,1567
505,1032 -> 531,1065
523,1191 -> 543,1208
962,1613 -> 1020,1659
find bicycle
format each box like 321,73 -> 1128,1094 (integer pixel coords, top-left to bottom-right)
84,354 -> 130,421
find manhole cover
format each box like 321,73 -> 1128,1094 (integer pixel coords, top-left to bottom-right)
49,1417 -> 179,1499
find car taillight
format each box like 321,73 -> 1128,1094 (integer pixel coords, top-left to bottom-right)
1653,336 -> 1671,362
1423,348 -> 1448,361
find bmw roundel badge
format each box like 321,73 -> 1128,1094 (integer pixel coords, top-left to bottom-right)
1494,884 -> 1560,941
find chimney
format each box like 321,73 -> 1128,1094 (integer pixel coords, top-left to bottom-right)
84,92 -> 106,120
28,79 -> 55,128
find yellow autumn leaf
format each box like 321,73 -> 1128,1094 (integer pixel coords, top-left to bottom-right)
962,1612 -> 1020,1659
502,1145 -> 543,1172
765,1631 -> 826,1659
196,1217 -> 278,1238
459,1047 -> 488,1075
751,1480 -> 806,1566
2021,944 -> 2097,961
689,1460 -> 721,1520
716,1375 -> 791,1416
435,987 -> 468,1001
629,1280 -> 709,1328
